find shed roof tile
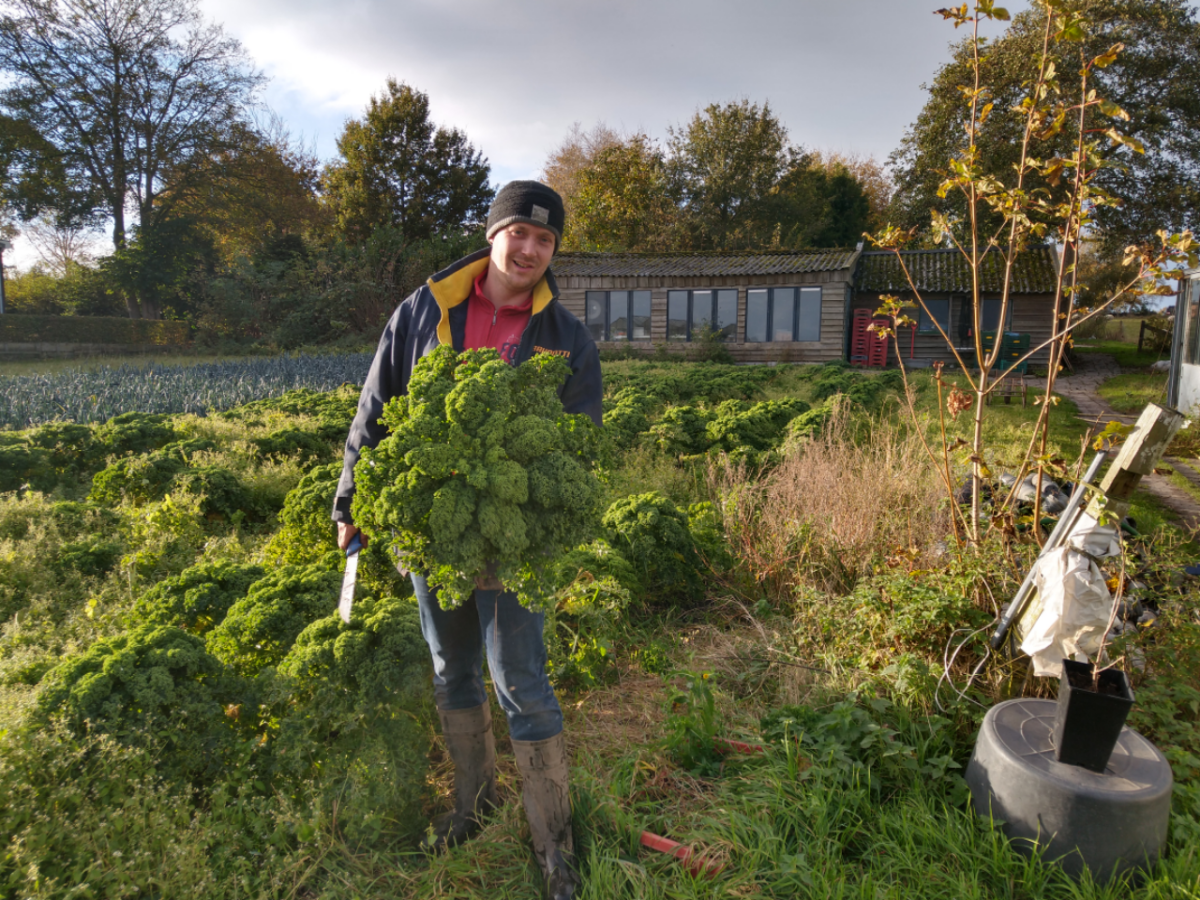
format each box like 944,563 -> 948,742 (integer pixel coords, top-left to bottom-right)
552,249 -> 858,279
856,246 -> 1059,294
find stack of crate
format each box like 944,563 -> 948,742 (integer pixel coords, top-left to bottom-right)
850,308 -> 890,368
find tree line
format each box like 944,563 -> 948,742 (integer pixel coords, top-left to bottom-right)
1,0 -> 1197,342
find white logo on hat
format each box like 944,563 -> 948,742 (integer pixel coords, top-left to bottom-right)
531,204 -> 550,224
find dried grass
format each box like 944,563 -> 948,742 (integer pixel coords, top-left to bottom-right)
708,400 -> 949,599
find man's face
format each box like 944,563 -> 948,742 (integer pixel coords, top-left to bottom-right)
488,222 -> 556,295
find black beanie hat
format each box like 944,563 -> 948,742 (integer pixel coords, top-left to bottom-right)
486,181 -> 565,248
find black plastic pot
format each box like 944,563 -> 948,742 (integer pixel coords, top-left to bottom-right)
1053,659 -> 1135,773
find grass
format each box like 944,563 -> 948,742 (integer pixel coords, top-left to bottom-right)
0,341 -> 378,378
1073,340 -> 1168,369
1097,372 -> 1169,414
0,350 -> 258,377
4,355 -> 1199,898
264,638 -> 1200,899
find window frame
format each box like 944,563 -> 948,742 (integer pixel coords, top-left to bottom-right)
745,286 -> 823,343
585,290 -> 652,341
917,297 -> 952,335
666,288 -> 738,342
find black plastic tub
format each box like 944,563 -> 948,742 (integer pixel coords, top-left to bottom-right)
1053,658 -> 1135,773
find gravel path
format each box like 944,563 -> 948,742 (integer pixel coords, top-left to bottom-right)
1037,353 -> 1200,532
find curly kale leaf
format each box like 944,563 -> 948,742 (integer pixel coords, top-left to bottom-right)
603,492 -> 706,606
36,624 -> 243,783
279,595 -> 429,710
132,560 -> 266,633
351,347 -> 601,610
206,564 -> 340,676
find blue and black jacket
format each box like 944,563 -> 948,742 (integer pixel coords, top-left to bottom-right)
332,247 -> 603,524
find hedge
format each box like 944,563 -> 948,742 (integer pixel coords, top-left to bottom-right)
0,315 -> 191,346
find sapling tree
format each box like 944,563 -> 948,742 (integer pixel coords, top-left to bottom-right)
870,0 -> 1197,545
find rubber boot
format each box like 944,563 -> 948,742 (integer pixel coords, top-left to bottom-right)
425,703 -> 497,852
512,732 -> 578,900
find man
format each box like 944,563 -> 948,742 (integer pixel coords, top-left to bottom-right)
332,181 -> 600,900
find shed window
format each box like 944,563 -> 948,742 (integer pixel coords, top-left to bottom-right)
1187,278 -> 1200,365
746,286 -> 822,342
666,289 -> 737,341
981,298 -> 1013,332
918,298 -> 951,334
586,290 -> 651,341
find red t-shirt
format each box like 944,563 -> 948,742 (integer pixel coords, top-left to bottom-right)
464,273 -> 532,364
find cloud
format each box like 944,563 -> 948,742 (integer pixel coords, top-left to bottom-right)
206,0 -> 1033,183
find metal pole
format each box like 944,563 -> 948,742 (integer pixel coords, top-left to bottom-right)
988,449 -> 1109,650
0,240 -> 9,315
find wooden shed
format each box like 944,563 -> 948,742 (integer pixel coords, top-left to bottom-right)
550,248 -> 861,363
852,246 -> 1062,368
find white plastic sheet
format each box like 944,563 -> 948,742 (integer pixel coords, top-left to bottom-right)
1017,513 -> 1121,678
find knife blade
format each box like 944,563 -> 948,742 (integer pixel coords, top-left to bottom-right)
338,532 -> 363,624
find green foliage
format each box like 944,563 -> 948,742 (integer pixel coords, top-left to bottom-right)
93,411 -> 177,458
845,568 -> 994,661
650,397 -> 812,461
172,465 -> 252,519
602,387 -> 653,451
56,534 -> 121,577
650,404 -> 714,456
322,79 -> 493,244
277,596 -> 433,844
351,345 -> 602,609
760,694 -> 966,801
667,100 -> 833,250
565,135 -> 680,252
1,357 -> 370,429
0,438 -> 52,493
0,314 -> 190,345
263,462 -> 341,565
221,385 -> 358,443
89,451 -> 186,506
132,560 -> 266,634
602,491 -> 705,606
251,427 -> 330,463
664,672 -> 723,776
206,564 -> 340,677
88,440 -> 251,519
35,624 -> 242,782
783,402 -> 834,444
279,595 -> 428,706
889,0 -> 1200,251
808,364 -> 903,408
604,362 -> 780,406
705,397 -> 811,453
0,730 -> 219,899
545,541 -> 635,689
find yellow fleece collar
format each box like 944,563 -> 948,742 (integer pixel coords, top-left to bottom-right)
427,256 -> 555,346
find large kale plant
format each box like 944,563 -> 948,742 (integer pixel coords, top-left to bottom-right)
351,346 -> 601,609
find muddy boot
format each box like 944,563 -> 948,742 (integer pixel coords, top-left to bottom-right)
512,732 -> 577,900
425,703 -> 497,852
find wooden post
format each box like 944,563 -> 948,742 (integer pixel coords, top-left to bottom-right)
1137,320 -> 1146,353
1087,403 -> 1186,521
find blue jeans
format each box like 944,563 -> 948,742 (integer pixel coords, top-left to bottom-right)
411,574 -> 563,742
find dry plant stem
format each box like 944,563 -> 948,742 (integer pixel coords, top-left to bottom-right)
1094,545 -> 1128,691
894,346 -> 970,543
708,403 -> 948,598
935,368 -> 966,546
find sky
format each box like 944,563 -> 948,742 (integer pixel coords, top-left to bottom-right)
8,0 -> 1032,268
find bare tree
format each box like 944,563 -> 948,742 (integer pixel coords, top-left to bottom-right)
0,0 -> 263,274
22,214 -> 103,273
541,122 -> 623,222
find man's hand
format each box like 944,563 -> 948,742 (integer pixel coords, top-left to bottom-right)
338,522 -> 368,551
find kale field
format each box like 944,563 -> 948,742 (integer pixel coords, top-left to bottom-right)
1,356 -> 1197,899
0,352 -> 374,429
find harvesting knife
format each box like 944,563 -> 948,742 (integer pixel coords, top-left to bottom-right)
338,532 -> 363,624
